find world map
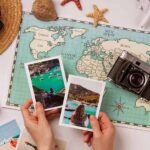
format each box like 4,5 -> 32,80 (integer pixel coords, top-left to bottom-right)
25,27 -> 87,59
7,12 -> 150,130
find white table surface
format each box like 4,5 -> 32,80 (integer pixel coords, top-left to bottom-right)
0,0 -> 150,150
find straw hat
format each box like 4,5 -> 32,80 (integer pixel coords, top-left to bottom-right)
0,0 -> 22,54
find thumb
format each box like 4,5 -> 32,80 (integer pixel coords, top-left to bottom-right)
36,102 -> 47,122
90,115 -> 102,138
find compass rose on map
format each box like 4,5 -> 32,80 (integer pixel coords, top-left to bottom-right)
112,97 -> 129,115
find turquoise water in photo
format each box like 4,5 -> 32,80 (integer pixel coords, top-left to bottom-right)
31,66 -> 64,94
63,100 -> 97,129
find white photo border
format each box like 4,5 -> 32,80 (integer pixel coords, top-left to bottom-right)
59,75 -> 106,132
24,56 -> 67,111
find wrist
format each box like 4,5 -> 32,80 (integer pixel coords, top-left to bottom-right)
38,143 -> 55,150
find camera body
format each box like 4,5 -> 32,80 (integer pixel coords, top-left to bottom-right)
107,51 -> 150,100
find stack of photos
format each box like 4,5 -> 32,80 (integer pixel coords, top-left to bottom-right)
17,129 -> 67,150
59,75 -> 105,131
0,120 -> 20,150
25,56 -> 66,111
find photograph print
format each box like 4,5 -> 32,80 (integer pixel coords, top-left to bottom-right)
25,56 -> 66,111
59,75 -> 105,131
0,120 -> 20,150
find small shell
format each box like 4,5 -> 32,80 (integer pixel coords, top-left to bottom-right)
32,0 -> 57,21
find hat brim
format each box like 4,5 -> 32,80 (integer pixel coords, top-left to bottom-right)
0,0 -> 22,54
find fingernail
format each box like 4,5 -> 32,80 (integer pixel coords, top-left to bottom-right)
36,102 -> 42,107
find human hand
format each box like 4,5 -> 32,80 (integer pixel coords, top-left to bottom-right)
21,99 -> 59,150
82,112 -> 115,150
45,107 -> 61,120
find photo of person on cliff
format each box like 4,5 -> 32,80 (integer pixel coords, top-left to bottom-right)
25,56 -> 66,111
60,75 -> 105,131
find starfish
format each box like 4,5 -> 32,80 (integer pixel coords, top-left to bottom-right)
61,0 -> 82,10
86,5 -> 108,27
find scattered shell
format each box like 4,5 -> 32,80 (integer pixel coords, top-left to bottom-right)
32,0 -> 57,21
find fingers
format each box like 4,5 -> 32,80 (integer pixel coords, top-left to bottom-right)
36,102 -> 47,122
99,112 -> 115,134
99,112 -> 112,125
83,132 -> 92,143
81,130 -> 92,147
46,113 -> 60,121
45,109 -> 60,116
82,130 -> 89,135
87,138 -> 92,147
21,99 -> 33,119
99,112 -> 114,129
90,115 -> 102,138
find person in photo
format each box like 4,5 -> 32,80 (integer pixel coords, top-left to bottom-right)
48,88 -> 55,100
70,105 -> 90,127
21,99 -> 115,150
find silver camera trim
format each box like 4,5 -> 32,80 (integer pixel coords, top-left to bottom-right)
120,51 -> 150,74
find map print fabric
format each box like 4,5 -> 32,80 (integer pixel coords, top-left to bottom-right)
7,12 -> 150,129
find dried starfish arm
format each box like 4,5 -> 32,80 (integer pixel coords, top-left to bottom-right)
101,8 -> 109,13
86,4 -> 109,27
102,17 -> 109,23
61,0 -> 82,10
74,0 -> 82,10
86,13 -> 94,18
93,5 -> 99,12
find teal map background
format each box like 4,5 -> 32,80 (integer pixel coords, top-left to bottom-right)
7,12 -> 150,128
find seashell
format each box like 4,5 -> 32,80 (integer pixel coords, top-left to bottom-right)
32,0 -> 57,21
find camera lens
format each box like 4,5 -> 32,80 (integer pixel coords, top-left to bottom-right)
128,72 -> 145,88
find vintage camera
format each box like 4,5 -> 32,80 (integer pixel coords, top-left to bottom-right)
107,51 -> 150,100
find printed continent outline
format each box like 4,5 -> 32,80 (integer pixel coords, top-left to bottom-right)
25,26 -> 87,59
76,38 -> 150,111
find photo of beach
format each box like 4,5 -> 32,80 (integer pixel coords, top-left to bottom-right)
25,56 -> 66,110
0,120 -> 20,150
60,75 -> 105,131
